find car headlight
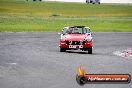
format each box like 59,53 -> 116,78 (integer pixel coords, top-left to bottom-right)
60,34 -> 65,41
86,36 -> 92,42
61,34 -> 64,40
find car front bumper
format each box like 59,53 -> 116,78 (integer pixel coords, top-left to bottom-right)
59,40 -> 92,49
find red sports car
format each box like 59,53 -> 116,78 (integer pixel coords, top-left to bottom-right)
59,26 -> 92,54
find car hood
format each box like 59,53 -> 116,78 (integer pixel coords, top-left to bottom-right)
63,34 -> 87,41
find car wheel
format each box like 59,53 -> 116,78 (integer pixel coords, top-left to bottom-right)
60,48 -> 66,52
86,1 -> 89,4
88,48 -> 92,54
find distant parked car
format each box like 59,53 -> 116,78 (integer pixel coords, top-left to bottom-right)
86,0 -> 100,4
59,26 -> 93,54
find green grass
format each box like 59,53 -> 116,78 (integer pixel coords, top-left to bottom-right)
0,0 -> 132,32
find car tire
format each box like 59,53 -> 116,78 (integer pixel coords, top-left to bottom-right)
86,1 -> 89,4
88,48 -> 92,54
60,48 -> 66,52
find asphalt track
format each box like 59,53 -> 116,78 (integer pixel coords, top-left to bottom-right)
0,32 -> 132,88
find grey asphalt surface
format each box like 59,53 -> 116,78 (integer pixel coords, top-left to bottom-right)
0,32 -> 132,88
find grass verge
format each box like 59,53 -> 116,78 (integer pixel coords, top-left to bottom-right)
0,0 -> 132,32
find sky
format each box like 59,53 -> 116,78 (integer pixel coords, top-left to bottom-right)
45,0 -> 132,3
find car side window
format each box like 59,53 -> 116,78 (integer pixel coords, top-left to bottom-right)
62,28 -> 68,34
63,28 -> 73,34
84,28 -> 90,33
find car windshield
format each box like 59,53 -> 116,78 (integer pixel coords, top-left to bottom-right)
62,27 -> 90,34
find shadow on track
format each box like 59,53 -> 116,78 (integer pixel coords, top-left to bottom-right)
65,50 -> 89,54
63,50 -> 111,56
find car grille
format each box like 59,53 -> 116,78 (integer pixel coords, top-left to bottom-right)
66,41 -> 86,45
